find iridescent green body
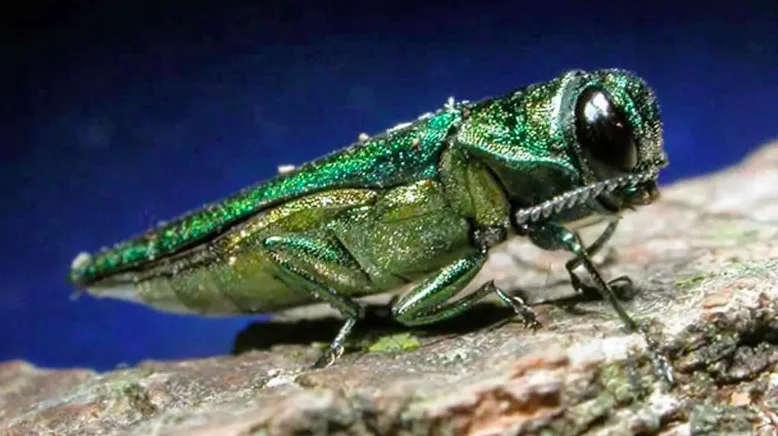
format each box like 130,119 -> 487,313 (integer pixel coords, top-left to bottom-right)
70,69 -> 668,371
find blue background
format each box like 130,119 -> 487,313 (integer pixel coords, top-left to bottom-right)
2,1 -> 776,371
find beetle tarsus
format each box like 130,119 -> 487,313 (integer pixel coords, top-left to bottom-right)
313,317 -> 357,369
569,272 -> 636,302
493,287 -> 541,330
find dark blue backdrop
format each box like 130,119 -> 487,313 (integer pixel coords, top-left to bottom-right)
2,1 -> 776,371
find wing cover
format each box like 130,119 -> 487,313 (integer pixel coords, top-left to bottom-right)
71,110 -> 462,284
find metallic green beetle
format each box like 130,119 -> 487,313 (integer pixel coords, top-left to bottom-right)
69,69 -> 668,369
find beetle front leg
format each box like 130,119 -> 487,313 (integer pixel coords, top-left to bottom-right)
524,221 -> 675,384
263,234 -> 373,368
524,222 -> 636,330
565,220 -> 634,301
391,250 -> 540,329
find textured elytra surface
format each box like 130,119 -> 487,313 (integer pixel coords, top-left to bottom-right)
4,141 -> 778,435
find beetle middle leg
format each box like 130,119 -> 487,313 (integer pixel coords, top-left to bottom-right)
391,250 -> 541,330
262,233 -> 374,368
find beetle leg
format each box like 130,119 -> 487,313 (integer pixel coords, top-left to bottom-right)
525,222 -> 636,330
566,219 -> 619,270
524,221 -> 675,385
391,250 -> 540,329
565,220 -> 635,301
262,234 -> 372,368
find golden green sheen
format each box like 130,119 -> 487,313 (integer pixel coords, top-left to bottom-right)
71,69 -> 666,323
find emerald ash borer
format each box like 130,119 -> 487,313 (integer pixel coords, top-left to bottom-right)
69,69 -> 671,377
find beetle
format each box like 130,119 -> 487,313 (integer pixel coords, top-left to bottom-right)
69,69 -> 668,371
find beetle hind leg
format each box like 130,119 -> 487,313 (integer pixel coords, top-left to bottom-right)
262,234 -> 373,368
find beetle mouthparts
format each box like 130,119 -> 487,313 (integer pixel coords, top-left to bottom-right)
630,181 -> 661,205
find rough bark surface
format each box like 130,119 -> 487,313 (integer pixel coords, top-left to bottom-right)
3,141 -> 778,436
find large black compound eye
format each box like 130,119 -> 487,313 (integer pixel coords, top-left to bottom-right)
574,87 -> 638,172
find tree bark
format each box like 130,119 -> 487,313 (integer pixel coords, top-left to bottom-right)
3,141 -> 778,436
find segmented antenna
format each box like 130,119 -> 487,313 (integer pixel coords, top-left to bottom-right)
513,171 -> 658,225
